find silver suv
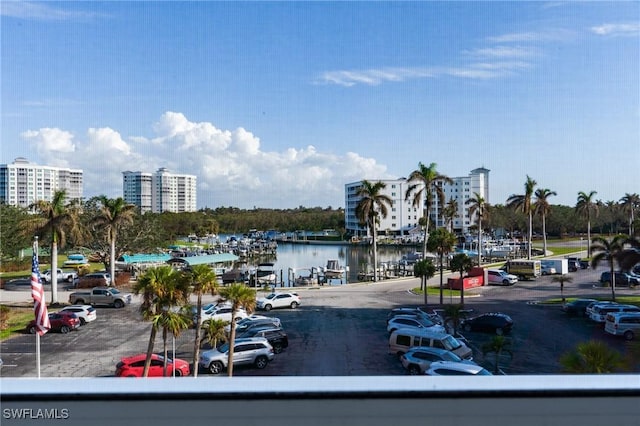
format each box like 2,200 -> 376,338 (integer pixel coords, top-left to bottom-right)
199,337 -> 274,374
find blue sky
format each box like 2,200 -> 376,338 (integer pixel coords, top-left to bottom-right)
2,1 -> 639,209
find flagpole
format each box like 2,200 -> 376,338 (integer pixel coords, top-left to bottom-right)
31,236 -> 50,378
34,237 -> 41,379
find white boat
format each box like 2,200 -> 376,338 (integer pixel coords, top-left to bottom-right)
254,262 -> 277,285
292,268 -> 319,286
323,260 -> 345,280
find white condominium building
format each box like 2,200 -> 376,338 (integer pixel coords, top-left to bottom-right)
123,167 -> 197,213
0,157 -> 83,208
344,167 -> 489,237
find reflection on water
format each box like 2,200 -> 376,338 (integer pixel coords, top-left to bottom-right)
243,242 -> 419,285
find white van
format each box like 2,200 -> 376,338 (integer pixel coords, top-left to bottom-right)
589,304 -> 640,323
388,328 -> 473,360
604,312 -> 640,341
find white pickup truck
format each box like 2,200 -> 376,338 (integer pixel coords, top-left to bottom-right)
40,268 -> 77,284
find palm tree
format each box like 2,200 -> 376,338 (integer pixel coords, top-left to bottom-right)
482,336 -> 513,374
590,235 -> 627,302
533,188 -> 556,257
442,198 -> 459,233
201,318 -> 228,349
154,308 -> 191,376
426,228 -> 457,305
133,266 -> 188,377
466,192 -> 487,266
506,175 -> 537,259
449,253 -> 474,305
405,162 -> 453,260
442,303 -> 467,337
560,340 -> 622,373
20,189 -> 83,304
93,196 -> 136,287
355,180 -> 392,282
575,191 -> 598,254
414,258 -> 436,307
219,283 -> 256,377
184,264 -> 219,377
620,193 -> 639,236
551,274 -> 573,302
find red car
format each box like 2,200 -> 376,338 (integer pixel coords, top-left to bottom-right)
27,311 -> 80,334
115,354 -> 191,377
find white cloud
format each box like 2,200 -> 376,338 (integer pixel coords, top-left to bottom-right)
21,128 -> 76,155
466,46 -> 538,59
487,29 -> 574,43
24,113 -> 390,208
0,1 -> 100,21
590,23 -> 640,37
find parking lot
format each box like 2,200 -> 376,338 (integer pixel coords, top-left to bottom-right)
1,265 -> 639,378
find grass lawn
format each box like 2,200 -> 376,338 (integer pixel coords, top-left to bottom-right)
0,307 -> 34,340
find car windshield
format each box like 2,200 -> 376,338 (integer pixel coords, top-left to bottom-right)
442,335 -> 462,350
217,343 -> 230,352
441,351 -> 463,362
110,288 -> 121,294
265,294 -> 277,300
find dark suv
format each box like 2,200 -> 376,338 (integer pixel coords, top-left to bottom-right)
236,327 -> 288,353
461,313 -> 513,335
562,298 -> 598,317
599,271 -> 640,287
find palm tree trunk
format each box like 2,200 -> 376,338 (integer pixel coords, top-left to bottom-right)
227,312 -> 237,377
143,325 -> 158,377
542,215 -> 548,257
439,253 -> 444,305
477,218 -> 482,266
192,293 -> 203,377
50,240 -> 59,304
423,276 -> 428,306
110,238 -> 116,287
527,211 -> 533,259
162,327 -> 169,377
422,208 -> 429,260
372,224 -> 378,282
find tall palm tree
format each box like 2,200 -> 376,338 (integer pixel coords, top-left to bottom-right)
154,308 -> 191,376
575,191 -> 598,254
449,253 -> 474,305
414,258 -> 436,306
20,189 -> 83,304
560,340 -> 622,373
590,235 -> 627,302
405,162 -> 453,260
355,180 -> 392,282
442,198 -> 459,233
426,227 -> 457,305
619,193 -> 639,236
219,283 -> 256,377
466,192 -> 487,266
133,266 -> 187,377
551,274 -> 573,302
506,175 -> 537,259
185,264 -> 219,377
93,196 -> 136,287
533,188 -> 556,258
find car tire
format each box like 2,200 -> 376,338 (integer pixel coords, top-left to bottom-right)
263,304 -> 272,311
624,330 -> 634,341
79,318 -> 86,326
273,343 -> 283,354
502,279 -> 509,285
113,300 -> 125,309
254,355 -> 269,369
464,323 -> 472,332
28,325 -> 36,334
174,369 -> 182,377
209,361 -> 224,374
60,325 -> 70,334
495,327 -> 504,336
75,299 -> 85,305
67,276 -> 74,283
290,301 -> 298,309
408,365 -> 421,375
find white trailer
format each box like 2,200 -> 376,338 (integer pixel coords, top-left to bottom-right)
542,259 -> 568,275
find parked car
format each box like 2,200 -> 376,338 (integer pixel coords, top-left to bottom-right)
27,311 -> 80,334
115,353 -> 190,377
461,313 -> 513,335
585,300 -> 618,317
256,292 -> 301,311
58,305 -> 97,325
400,346 -> 476,375
200,304 -> 248,323
387,307 -> 444,325
599,271 -> 640,287
388,329 -> 473,359
424,361 -> 493,376
486,269 -> 518,286
540,263 -> 557,276
604,312 -> 640,341
198,337 -> 275,374
77,272 -> 111,288
567,259 -> 581,272
589,304 -> 640,323
236,328 -> 289,353
386,315 -> 446,334
226,317 -> 282,335
562,299 -> 598,317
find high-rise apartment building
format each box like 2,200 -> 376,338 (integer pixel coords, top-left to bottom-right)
123,168 -> 197,213
344,167 -> 490,237
0,157 -> 83,208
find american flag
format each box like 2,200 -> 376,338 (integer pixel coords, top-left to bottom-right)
31,245 -> 50,336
